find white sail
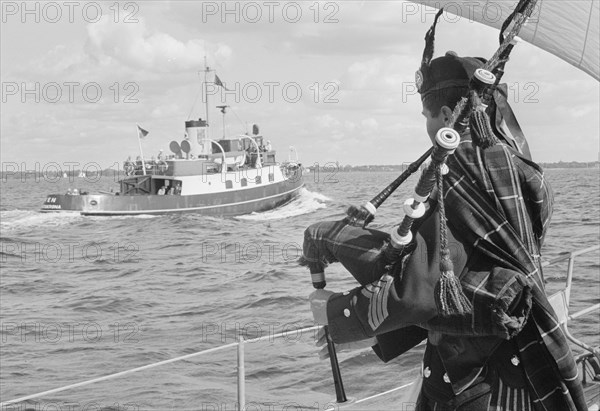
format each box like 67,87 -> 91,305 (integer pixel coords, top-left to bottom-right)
413,1 -> 599,81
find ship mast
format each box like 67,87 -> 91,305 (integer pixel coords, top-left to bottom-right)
203,56 -> 211,140
217,105 -> 229,139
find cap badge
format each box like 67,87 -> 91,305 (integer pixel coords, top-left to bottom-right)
415,69 -> 424,93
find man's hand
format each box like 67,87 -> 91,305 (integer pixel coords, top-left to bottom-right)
315,327 -> 377,360
309,288 -> 334,325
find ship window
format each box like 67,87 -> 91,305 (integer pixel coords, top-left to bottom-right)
241,178 -> 247,187
268,173 -> 274,182
172,180 -> 182,195
218,140 -> 232,152
226,180 -> 233,189
255,176 -> 262,184
155,178 -> 169,195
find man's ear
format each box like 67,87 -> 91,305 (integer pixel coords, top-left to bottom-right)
440,106 -> 453,124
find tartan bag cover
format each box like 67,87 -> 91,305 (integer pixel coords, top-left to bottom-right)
440,133 -> 587,410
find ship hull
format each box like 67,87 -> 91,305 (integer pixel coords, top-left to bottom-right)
41,179 -> 304,216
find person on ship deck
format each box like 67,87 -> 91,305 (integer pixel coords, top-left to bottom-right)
303,15 -> 586,411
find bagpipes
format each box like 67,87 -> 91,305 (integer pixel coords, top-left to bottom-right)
306,0 -> 538,403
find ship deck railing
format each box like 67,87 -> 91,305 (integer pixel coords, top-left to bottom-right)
1,245 -> 599,409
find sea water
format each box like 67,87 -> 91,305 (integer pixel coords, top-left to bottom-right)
1,169 -> 598,410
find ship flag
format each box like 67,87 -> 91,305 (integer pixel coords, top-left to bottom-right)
137,124 -> 149,139
214,74 -> 230,91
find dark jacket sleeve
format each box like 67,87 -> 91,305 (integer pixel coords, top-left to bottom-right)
326,210 -> 467,344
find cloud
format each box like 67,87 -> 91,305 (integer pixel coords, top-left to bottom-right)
314,114 -> 341,129
7,19 -> 230,87
151,103 -> 184,118
85,16 -> 230,73
342,55 -> 416,91
320,55 -> 420,117
345,60 -> 383,89
311,114 -> 380,140
361,117 -> 379,132
32,45 -> 88,76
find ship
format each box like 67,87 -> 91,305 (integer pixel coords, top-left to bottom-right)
40,66 -> 304,217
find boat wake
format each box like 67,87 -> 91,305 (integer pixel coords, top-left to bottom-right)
236,188 -> 330,221
87,214 -> 159,221
0,209 -> 84,232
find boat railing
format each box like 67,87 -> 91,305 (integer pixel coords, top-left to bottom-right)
2,245 -> 598,409
545,245 -> 600,358
126,160 -> 169,177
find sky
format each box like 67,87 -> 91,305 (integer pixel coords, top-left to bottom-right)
1,0 -> 599,172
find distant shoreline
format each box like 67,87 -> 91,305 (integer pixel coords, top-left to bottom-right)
304,161 -> 600,173
538,162 -> 600,169
1,162 -> 598,179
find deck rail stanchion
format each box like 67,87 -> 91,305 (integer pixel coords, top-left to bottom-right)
237,337 -> 245,409
566,254 -> 575,305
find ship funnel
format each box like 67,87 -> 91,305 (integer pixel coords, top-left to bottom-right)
185,118 -> 209,156
252,124 -> 260,135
